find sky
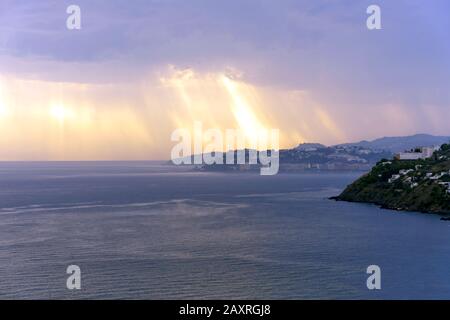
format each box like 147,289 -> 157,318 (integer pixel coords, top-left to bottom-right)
0,0 -> 449,160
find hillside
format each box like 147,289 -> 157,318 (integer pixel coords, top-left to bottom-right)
174,145 -> 392,172
335,144 -> 450,215
171,134 -> 450,173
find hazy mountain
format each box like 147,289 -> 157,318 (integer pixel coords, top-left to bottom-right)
294,143 -> 326,151
171,134 -> 450,172
335,134 -> 450,153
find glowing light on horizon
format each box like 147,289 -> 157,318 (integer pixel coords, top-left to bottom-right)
50,105 -> 74,124
0,81 -> 8,119
4,67 -> 423,161
0,103 -> 8,118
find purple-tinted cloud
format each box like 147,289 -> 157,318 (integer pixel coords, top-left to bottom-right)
1,0 -> 449,141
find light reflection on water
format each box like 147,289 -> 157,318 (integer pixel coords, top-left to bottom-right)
0,162 -> 449,299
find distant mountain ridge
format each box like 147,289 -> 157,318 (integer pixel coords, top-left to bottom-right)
335,134 -> 450,153
171,134 -> 450,173
294,143 -> 326,151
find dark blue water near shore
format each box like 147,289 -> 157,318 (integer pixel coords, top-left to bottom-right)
0,162 -> 449,299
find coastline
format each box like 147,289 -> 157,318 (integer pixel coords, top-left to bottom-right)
329,196 -> 450,220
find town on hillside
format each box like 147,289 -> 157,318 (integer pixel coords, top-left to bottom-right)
336,142 -> 450,215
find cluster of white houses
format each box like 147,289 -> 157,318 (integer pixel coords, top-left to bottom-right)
387,168 -> 450,193
378,143 -> 450,194
438,181 -> 450,194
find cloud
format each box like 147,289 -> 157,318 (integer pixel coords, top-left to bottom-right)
0,1 -> 449,159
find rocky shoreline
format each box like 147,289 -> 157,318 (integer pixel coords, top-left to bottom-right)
330,143 -> 450,219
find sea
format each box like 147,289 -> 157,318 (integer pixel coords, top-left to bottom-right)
0,162 -> 449,299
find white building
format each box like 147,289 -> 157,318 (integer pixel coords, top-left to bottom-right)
422,146 -> 440,157
395,145 -> 440,160
388,174 -> 401,183
399,169 -> 413,175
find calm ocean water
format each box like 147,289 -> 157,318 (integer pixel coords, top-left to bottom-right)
0,162 -> 449,299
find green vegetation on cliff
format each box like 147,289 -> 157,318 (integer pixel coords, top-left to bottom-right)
336,144 -> 450,215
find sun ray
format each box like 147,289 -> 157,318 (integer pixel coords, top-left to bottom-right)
220,75 -> 267,148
